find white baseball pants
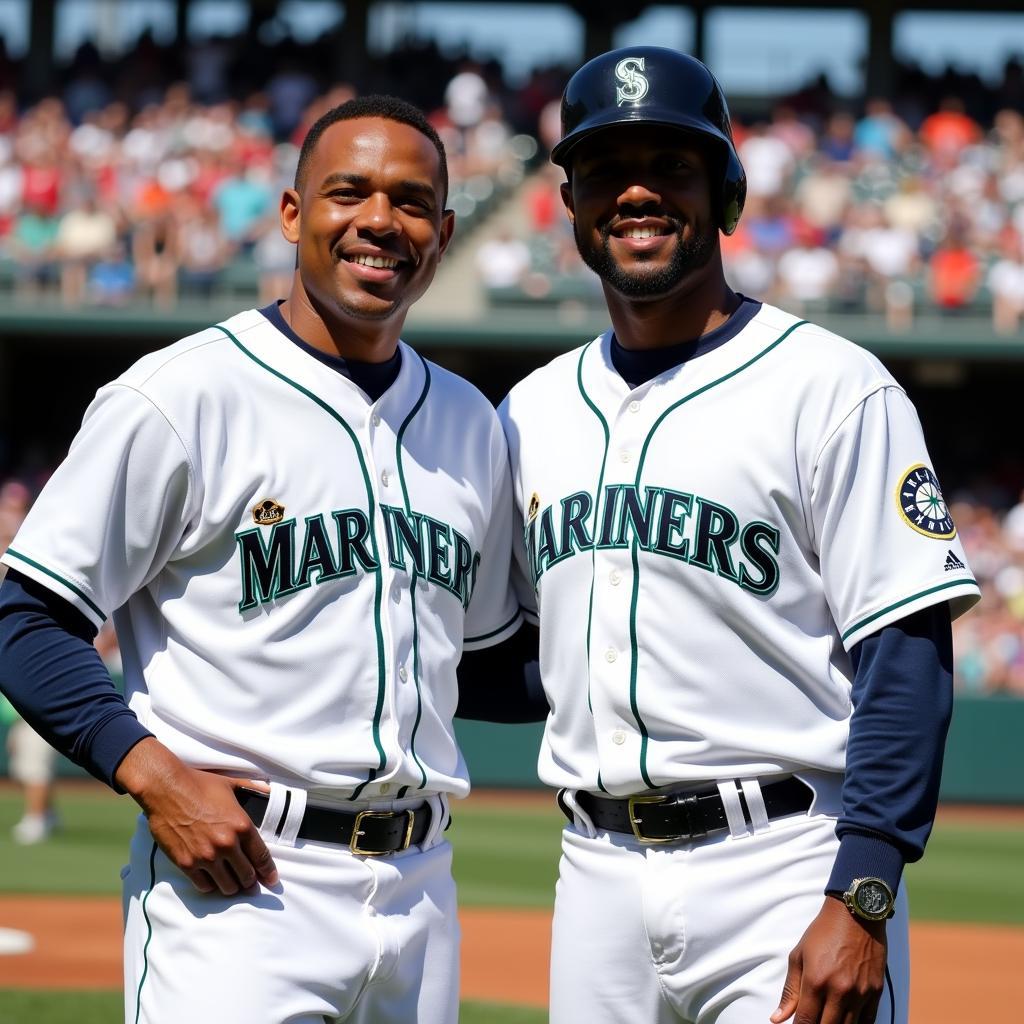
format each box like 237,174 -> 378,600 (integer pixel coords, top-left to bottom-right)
123,792 -> 458,1024
550,776 -> 909,1024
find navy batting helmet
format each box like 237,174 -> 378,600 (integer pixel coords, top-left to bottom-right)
551,47 -> 747,235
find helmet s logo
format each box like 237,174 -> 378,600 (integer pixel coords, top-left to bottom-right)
615,57 -> 648,105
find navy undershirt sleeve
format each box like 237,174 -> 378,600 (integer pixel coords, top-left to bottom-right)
826,601 -> 954,896
456,623 -> 547,723
0,570 -> 152,790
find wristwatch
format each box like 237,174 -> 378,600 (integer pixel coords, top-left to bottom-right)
841,877 -> 896,922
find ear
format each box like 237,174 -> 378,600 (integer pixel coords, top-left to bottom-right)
437,208 -> 456,261
559,179 -> 575,226
280,188 -> 301,244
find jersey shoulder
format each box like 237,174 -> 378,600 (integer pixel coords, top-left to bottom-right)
112,308 -> 261,397
502,338 -> 597,414
763,303 -> 900,393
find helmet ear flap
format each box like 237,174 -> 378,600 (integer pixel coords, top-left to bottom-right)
719,149 -> 746,236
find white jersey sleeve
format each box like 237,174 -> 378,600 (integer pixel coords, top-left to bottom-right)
3,384 -> 196,629
810,384 -> 979,649
497,395 -> 539,627
461,413 -> 523,651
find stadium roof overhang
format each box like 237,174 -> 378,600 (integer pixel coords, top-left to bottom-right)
21,1 -> 1024,103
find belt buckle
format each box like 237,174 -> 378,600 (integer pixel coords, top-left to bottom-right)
628,794 -> 674,844
350,809 -> 415,856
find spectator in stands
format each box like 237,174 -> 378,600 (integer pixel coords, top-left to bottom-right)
794,156 -> 851,239
853,98 -> 908,162
989,229 -> 1024,333
476,229 -> 531,291
176,196 -> 231,298
920,96 -> 982,159
838,201 -> 920,315
55,193 -> 120,305
929,223 -> 980,312
9,197 -> 60,296
131,210 -> 179,309
738,121 -> 794,198
776,222 -> 839,312
211,156 -> 275,252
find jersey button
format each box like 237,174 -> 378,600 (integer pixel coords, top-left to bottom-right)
619,450 -> 632,463
392,586 -> 401,603
611,730 -> 626,745
381,469 -> 390,486
372,413 -> 381,427
379,783 -> 391,795
608,570 -> 621,586
399,665 -> 408,681
628,401 -> 640,413
604,648 -> 618,664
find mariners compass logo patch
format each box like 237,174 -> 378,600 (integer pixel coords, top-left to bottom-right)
896,464 -> 955,539
252,498 -> 286,526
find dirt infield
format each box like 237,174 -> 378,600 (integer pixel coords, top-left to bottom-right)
0,896 -> 1020,1019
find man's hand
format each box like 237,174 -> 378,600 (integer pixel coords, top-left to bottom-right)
115,737 -> 279,896
770,895 -> 888,1024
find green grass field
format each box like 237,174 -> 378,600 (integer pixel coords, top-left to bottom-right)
0,787 -> 1020,1023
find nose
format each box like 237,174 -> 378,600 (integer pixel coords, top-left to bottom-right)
355,191 -> 401,237
617,182 -> 663,215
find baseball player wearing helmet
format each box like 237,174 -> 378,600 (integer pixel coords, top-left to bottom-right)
0,96 -> 524,1023
498,48 -> 980,1024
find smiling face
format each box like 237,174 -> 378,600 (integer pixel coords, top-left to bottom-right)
562,124 -> 721,301
281,117 -> 453,326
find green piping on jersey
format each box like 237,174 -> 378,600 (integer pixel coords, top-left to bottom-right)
465,608 -> 522,644
395,353 -> 431,797
133,841 -> 158,1024
214,325 -> 388,796
577,320 -> 808,791
576,342 -> 612,756
841,578 -> 979,642
4,549 -> 107,622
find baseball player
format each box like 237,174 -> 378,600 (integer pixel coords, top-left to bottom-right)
0,95 -> 525,1024
498,49 -> 980,1023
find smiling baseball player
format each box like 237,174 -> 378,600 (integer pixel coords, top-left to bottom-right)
498,48 -> 980,1024
0,95 -> 524,1024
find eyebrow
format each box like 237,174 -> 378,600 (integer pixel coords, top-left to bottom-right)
319,172 -> 438,199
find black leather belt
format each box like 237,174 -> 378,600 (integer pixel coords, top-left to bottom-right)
236,789 -> 432,856
567,776 -> 813,844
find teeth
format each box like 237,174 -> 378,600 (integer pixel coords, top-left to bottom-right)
623,227 -> 661,239
350,255 -> 399,269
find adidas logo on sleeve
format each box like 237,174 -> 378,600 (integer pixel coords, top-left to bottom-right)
944,550 -> 966,572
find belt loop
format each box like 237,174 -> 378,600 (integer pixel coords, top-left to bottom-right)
562,789 -> 598,838
740,778 -> 771,833
254,783 -> 288,844
276,786 -> 306,847
421,794 -> 448,849
716,780 -> 749,838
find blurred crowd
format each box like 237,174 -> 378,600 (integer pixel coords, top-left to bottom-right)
493,57 -> 1024,334
0,32 -> 547,307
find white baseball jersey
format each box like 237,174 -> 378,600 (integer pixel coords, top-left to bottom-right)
499,302 -> 980,797
3,307 -> 522,800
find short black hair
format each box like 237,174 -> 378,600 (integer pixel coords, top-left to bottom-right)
294,94 -> 449,205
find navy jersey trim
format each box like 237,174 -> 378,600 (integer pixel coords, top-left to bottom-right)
3,549 -> 107,623
841,578 -> 979,642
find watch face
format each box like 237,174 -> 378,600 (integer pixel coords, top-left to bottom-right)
854,879 -> 893,919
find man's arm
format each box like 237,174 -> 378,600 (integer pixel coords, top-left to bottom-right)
773,601 -> 952,1024
456,622 -> 546,723
0,571 -> 277,894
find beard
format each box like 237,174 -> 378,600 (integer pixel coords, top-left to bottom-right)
574,218 -> 716,298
